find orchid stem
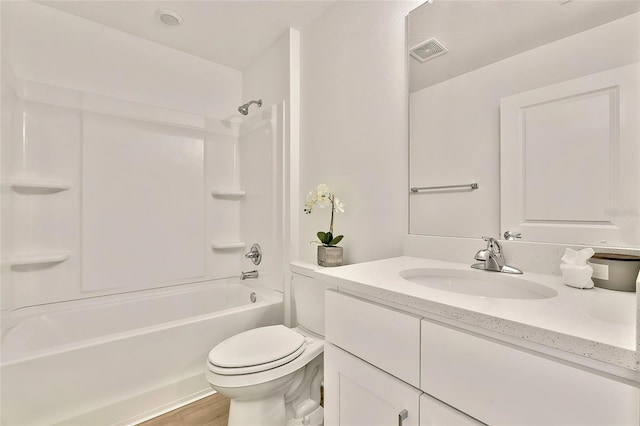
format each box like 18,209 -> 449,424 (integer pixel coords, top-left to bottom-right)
329,195 -> 335,235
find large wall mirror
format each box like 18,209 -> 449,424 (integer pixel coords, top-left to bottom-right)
408,1 -> 640,248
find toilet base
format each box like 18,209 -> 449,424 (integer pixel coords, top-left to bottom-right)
215,372 -> 298,426
286,405 -> 323,426
228,393 -> 287,426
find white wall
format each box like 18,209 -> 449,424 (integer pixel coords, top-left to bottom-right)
5,1 -> 241,119
299,1 -> 420,265
0,3 -> 13,314
244,29 -> 294,113
242,29 -> 300,322
409,13 -> 640,238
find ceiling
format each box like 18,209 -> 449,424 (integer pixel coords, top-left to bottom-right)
38,0 -> 337,70
409,0 -> 640,92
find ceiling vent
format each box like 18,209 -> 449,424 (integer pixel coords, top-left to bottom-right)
410,38 -> 448,63
156,9 -> 183,26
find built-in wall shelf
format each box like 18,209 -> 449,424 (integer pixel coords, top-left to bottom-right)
210,189 -> 246,198
210,242 -> 246,250
7,251 -> 71,267
9,179 -> 71,192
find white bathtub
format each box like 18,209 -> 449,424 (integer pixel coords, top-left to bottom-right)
0,279 -> 283,426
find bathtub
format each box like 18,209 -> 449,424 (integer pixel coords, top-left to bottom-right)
0,279 -> 283,426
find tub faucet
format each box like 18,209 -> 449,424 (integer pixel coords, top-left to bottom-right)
471,236 -> 523,274
241,270 -> 259,280
244,244 -> 262,265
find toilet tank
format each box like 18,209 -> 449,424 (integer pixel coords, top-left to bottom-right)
291,263 -> 326,337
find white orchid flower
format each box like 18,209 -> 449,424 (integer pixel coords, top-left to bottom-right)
303,184 -> 345,246
316,183 -> 330,193
314,184 -> 331,208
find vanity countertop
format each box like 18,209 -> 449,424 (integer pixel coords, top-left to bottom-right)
314,256 -> 639,371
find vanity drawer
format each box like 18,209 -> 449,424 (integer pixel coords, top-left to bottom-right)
325,290 -> 421,387
420,319 -> 639,426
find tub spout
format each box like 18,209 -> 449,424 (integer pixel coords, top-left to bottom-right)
241,270 -> 259,280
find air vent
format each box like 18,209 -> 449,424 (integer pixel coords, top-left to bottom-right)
156,9 -> 183,26
410,38 -> 448,63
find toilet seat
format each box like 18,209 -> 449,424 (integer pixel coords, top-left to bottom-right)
208,325 -> 306,375
207,327 -> 324,389
209,344 -> 306,375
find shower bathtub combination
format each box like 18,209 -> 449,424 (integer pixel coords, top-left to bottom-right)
1,279 -> 283,425
1,3 -> 289,425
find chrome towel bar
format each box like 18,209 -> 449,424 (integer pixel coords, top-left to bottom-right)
410,183 -> 478,192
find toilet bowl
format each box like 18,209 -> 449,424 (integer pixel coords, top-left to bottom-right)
206,325 -> 324,426
206,264 -> 327,426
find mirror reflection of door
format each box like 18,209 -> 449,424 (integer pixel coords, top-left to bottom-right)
408,1 -> 640,248
500,64 -> 639,247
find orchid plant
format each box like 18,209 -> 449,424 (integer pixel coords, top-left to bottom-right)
304,184 -> 345,247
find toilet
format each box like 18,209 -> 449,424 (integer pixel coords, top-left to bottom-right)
206,264 -> 326,426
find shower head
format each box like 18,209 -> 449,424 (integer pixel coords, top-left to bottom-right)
238,99 -> 262,115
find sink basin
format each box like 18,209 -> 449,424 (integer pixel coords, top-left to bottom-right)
400,268 -> 557,300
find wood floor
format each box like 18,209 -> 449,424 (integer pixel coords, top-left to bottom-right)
138,393 -> 230,426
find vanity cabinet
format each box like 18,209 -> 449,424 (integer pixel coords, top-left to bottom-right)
325,344 -> 480,426
421,320 -> 639,426
324,344 -> 421,426
420,394 -> 482,426
325,290 -> 481,426
324,289 -> 421,387
325,290 -> 640,426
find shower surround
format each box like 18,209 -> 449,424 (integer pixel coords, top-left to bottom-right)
1,2 -> 287,424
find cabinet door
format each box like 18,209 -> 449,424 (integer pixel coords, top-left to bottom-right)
325,343 -> 421,426
421,319 -> 640,426
325,290 -> 421,387
420,394 -> 483,426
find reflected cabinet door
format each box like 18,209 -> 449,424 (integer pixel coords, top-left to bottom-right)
324,344 -> 421,426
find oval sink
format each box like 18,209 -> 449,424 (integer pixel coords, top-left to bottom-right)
400,268 -> 557,300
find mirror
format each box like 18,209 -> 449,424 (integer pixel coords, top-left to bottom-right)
408,1 -> 640,248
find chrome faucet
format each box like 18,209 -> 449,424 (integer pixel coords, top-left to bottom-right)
241,270 -> 259,280
244,243 -> 262,265
472,236 -> 522,274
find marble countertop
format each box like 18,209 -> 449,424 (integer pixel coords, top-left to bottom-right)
314,256 -> 639,371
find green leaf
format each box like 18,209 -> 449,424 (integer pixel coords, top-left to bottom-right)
322,232 -> 333,244
318,231 -> 336,245
329,235 -> 344,246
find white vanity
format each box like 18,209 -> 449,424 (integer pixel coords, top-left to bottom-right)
382,1 -> 640,423
315,256 -> 639,426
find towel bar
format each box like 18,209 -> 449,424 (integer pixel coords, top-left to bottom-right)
410,183 -> 478,192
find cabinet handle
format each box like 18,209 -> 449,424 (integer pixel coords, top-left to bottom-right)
398,409 -> 408,426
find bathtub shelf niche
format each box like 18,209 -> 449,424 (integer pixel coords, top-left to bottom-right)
6,251 -> 71,267
210,189 -> 246,198
9,179 -> 71,193
211,242 -> 246,250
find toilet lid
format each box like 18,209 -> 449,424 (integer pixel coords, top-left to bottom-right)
208,325 -> 305,372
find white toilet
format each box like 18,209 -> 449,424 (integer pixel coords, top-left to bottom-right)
206,265 -> 326,426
